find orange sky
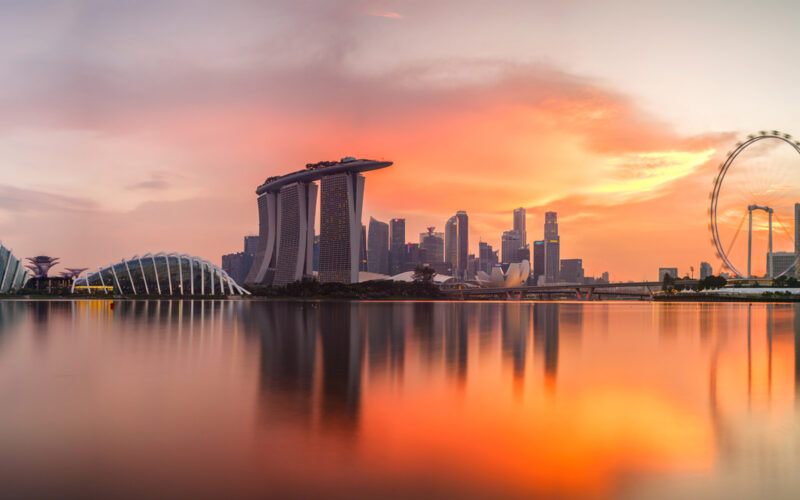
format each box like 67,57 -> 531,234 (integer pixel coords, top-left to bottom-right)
1,1 -> 798,280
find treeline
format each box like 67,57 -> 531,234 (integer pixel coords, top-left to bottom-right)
662,274 -> 727,292
245,278 -> 442,299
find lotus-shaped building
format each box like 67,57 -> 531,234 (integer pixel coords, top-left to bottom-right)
475,260 -> 531,288
72,253 -> 249,295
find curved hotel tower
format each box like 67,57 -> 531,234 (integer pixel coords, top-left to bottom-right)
246,158 -> 392,286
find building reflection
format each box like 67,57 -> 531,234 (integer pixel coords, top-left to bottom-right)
534,303 -> 559,391
317,303 -> 362,429
501,304 -> 529,383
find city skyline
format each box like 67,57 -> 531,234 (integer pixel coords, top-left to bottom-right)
3,2 -> 800,280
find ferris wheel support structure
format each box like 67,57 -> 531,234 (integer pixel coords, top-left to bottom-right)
747,204 -> 773,279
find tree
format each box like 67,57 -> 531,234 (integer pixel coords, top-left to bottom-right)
662,273 -> 675,292
412,265 -> 436,283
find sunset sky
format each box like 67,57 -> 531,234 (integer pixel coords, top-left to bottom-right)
2,0 -> 800,280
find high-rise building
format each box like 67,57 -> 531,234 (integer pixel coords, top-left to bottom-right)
560,259 -> 584,284
222,252 -> 254,284
543,212 -> 560,283
313,235 -> 320,272
247,158 -> 391,285
360,224 -> 368,271
244,235 -> 259,255
367,217 -> 389,275
795,203 -> 800,256
532,240 -> 545,284
501,230 -> 522,264
699,262 -> 713,279
516,246 -> 530,264
222,235 -> 259,284
767,252 -> 795,278
272,182 -> 318,286
319,172 -> 365,284
513,207 -> 527,248
445,216 -> 458,270
601,271 -> 609,283
456,211 -> 469,280
658,267 -> 679,281
390,218 -> 406,275
403,243 -> 423,272
420,227 -> 444,266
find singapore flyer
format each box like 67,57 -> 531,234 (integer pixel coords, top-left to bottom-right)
710,131 -> 800,279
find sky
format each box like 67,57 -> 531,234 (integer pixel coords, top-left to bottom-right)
2,0 -> 800,280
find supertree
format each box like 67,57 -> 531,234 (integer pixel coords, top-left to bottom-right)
25,256 -> 60,278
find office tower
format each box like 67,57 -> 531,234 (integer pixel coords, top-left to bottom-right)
516,246 -> 530,263
544,211 -> 558,239
501,230 -> 522,264
402,243 -> 423,272
699,262 -> 713,279
221,252 -> 254,284
456,211 -> 469,280
244,236 -> 259,256
367,217 -> 389,275
513,207 -> 527,248
658,267 -> 678,281
560,259 -> 584,284
767,252 -> 795,278
248,157 -> 391,285
445,216 -> 458,269
478,241 -> 492,274
532,240 -> 545,284
313,235 -> 320,272
390,218 -> 406,275
544,212 -> 559,283
319,172 -> 365,284
466,253 -> 479,279
420,227 -> 444,266
360,224 -> 368,271
601,271 -> 609,283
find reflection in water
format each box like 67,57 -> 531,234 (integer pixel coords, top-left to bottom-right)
534,303 -> 560,390
3,300 -> 800,498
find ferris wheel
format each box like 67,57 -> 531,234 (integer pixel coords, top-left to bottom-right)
710,131 -> 800,278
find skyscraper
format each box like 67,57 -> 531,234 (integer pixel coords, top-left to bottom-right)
420,227 -> 444,266
360,224 -> 368,271
319,172 -> 365,284
544,212 -> 559,283
532,240 -> 544,284
244,236 -> 259,255
700,262 -> 713,279
247,157 -> 391,285
390,218 -> 406,275
367,217 -> 389,275
273,182 -> 318,286
513,207 -> 527,248
445,216 -> 457,269
560,259 -> 583,284
501,230 -> 522,264
456,211 -> 469,279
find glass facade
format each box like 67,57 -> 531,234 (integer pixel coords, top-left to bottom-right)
0,243 -> 28,293
73,253 -> 249,296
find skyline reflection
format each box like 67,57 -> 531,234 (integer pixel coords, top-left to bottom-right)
0,300 -> 799,498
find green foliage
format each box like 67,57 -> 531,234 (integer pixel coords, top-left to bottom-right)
412,265 -> 436,284
245,278 -> 442,299
661,273 -> 675,292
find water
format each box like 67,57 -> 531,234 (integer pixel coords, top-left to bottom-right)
0,300 -> 798,499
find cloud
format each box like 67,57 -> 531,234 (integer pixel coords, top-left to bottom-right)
0,0 -> 738,279
370,11 -> 403,19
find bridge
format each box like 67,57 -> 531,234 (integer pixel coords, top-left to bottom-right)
440,279 -> 700,300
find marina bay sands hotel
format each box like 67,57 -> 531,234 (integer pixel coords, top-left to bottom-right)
245,157 -> 392,286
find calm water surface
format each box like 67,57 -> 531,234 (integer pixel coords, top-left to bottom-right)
0,300 -> 799,499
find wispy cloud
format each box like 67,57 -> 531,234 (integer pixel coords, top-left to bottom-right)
370,11 -> 403,19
